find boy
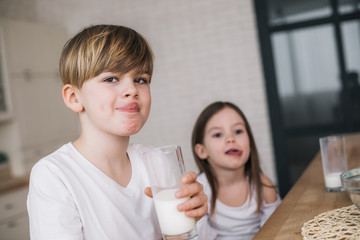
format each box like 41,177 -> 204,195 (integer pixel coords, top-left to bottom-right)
27,24 -> 207,240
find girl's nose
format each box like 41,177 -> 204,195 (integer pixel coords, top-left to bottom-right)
226,134 -> 235,143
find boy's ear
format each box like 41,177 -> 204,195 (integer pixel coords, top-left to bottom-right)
194,143 -> 208,160
62,84 -> 84,113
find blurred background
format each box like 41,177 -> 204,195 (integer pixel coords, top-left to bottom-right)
0,0 -> 359,238
0,1 -> 359,233
0,0 -> 277,188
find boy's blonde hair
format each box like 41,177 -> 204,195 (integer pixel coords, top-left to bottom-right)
59,25 -> 154,88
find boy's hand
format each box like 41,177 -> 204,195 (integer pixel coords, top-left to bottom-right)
175,171 -> 208,221
144,171 -> 208,221
144,187 -> 153,198
145,171 -> 208,221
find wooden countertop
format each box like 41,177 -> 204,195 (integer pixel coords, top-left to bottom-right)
253,132 -> 360,240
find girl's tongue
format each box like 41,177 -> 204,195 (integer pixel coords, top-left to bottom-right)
225,149 -> 243,156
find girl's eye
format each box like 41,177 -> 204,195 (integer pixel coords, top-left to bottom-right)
235,129 -> 243,134
212,132 -> 223,138
135,78 -> 148,84
104,77 -> 118,83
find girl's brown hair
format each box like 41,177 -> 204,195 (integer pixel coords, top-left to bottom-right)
59,24 -> 154,88
191,101 -> 264,215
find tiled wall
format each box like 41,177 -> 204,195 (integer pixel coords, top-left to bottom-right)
1,0 -> 278,183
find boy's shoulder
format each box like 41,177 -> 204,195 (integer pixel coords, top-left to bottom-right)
29,143 -> 76,185
31,143 -> 75,172
39,142 -> 72,160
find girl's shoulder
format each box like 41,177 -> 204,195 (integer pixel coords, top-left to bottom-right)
197,172 -> 207,182
260,174 -> 279,204
260,174 -> 273,186
197,172 -> 211,189
196,172 -> 212,196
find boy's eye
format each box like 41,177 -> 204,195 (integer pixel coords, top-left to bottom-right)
104,77 -> 118,83
212,132 -> 223,138
135,78 -> 148,84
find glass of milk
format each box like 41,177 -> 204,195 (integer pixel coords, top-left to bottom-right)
319,135 -> 348,192
143,145 -> 197,240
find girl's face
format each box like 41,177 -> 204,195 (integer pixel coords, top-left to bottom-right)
195,107 -> 250,172
75,68 -> 151,137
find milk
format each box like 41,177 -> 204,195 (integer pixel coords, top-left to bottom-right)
154,188 -> 195,236
325,172 -> 342,188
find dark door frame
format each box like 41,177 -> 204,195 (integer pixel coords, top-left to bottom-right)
253,0 -> 360,197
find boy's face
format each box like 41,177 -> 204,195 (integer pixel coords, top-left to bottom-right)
75,69 -> 151,137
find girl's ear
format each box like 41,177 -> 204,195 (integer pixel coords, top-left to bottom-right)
62,84 -> 84,113
194,143 -> 208,160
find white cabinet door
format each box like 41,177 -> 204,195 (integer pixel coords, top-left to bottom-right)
0,19 -> 80,172
0,216 -> 29,240
0,187 -> 29,240
1,19 -> 79,149
11,76 -> 78,149
1,20 -> 64,75
0,187 -> 28,220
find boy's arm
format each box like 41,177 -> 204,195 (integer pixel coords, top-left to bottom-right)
27,163 -> 83,240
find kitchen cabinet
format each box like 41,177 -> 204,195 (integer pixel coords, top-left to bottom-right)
0,187 -> 29,240
0,19 -> 79,176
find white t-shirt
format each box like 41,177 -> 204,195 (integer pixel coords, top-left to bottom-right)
27,143 -> 162,240
196,173 -> 281,240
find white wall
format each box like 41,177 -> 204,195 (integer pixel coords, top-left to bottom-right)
0,0 -> 278,184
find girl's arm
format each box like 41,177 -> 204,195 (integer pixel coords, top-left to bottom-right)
260,174 -> 278,204
260,174 -> 281,226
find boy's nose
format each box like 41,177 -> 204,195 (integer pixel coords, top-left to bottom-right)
122,82 -> 139,98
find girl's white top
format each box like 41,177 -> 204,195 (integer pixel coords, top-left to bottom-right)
196,173 -> 281,240
27,143 -> 162,240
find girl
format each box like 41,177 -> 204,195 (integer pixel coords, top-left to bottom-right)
192,101 -> 281,240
